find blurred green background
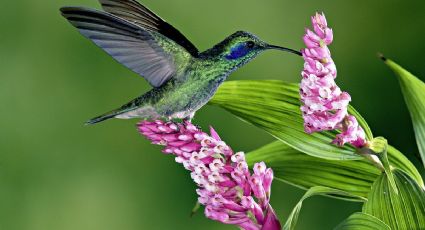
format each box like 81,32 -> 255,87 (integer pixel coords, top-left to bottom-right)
1,0 -> 425,229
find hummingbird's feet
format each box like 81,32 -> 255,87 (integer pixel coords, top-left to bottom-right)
183,112 -> 196,123
183,117 -> 192,123
182,113 -> 202,130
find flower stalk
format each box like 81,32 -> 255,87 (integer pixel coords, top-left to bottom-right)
138,120 -> 281,230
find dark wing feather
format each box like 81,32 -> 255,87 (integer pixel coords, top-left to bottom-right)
98,0 -> 199,56
61,7 -> 177,87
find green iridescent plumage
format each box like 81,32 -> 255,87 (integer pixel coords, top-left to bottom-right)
60,0 -> 300,124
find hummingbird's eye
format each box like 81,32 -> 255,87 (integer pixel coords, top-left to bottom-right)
246,41 -> 255,48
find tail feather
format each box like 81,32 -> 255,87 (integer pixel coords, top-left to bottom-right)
85,106 -> 132,125
85,112 -> 118,125
85,96 -> 152,125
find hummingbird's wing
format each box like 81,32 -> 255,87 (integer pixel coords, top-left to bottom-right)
98,0 -> 199,57
61,7 -> 192,88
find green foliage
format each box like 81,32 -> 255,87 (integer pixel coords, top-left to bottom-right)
247,141 -> 378,199
210,80 -> 373,160
383,58 -> 425,168
334,212 -> 390,230
246,141 -> 423,200
212,80 -> 423,181
362,169 -> 425,229
386,145 -> 424,188
283,186 -> 366,230
215,80 -> 425,230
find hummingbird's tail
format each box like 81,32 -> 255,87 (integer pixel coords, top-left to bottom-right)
85,111 -> 119,125
85,106 -> 134,125
85,99 -> 155,125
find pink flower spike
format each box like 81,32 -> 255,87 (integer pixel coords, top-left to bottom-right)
138,120 -> 280,230
300,12 -> 367,148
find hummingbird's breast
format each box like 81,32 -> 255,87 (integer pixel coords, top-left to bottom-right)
153,59 -> 231,118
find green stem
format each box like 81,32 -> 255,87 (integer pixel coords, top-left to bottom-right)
357,137 -> 398,194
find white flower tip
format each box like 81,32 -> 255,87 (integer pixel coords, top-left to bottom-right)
175,156 -> 185,163
231,152 -> 246,163
254,162 -> 267,175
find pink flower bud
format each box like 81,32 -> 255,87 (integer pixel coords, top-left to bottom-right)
178,134 -> 193,141
205,206 -> 229,223
180,142 -> 202,152
209,127 -> 222,141
253,162 -> 267,176
263,168 -> 274,195
209,159 -> 225,172
250,175 -> 266,200
231,152 -> 246,163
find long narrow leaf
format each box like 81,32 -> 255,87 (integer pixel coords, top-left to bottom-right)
247,141 -> 423,200
386,145 -> 424,188
210,80 -> 372,160
362,169 -> 425,229
334,212 -> 390,230
383,57 -> 425,168
283,186 -> 366,230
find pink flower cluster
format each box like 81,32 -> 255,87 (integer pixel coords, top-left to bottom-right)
138,120 -> 281,230
300,13 -> 366,148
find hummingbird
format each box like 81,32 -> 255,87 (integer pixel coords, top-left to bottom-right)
60,0 -> 301,124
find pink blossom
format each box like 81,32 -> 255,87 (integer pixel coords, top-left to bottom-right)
300,13 -> 367,148
138,120 -> 281,230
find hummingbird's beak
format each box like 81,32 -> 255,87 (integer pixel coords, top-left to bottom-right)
266,45 -> 302,56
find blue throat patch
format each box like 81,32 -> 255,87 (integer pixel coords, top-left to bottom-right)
225,43 -> 250,60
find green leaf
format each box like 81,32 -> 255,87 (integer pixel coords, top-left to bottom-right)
362,169 -> 425,229
387,145 -> 423,187
283,186 -> 366,230
334,212 -> 390,230
210,80 -> 373,160
247,141 -> 423,200
247,141 -> 378,199
383,57 -> 425,168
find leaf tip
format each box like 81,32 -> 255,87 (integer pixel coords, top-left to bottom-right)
377,52 -> 387,62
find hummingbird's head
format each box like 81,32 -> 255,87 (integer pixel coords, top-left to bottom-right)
202,31 -> 301,70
